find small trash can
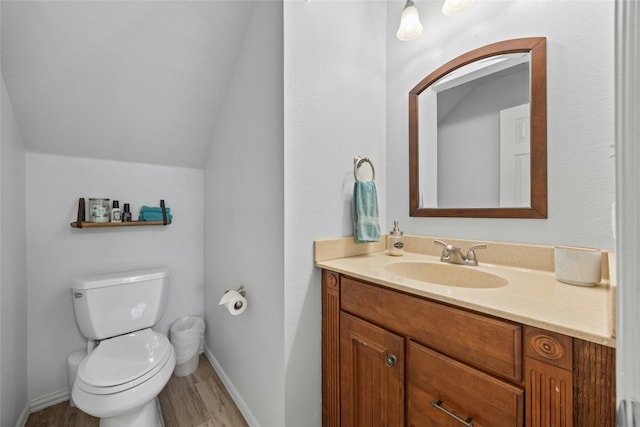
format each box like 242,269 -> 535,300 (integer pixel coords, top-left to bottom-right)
67,349 -> 87,407
170,315 -> 205,377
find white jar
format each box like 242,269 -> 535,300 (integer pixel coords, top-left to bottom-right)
88,198 -> 110,223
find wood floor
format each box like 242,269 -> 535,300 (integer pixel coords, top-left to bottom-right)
25,354 -> 248,427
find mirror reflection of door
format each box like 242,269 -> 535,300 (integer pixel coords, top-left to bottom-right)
500,103 -> 531,207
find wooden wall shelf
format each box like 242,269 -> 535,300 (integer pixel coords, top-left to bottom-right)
70,220 -> 172,229
71,198 -> 171,229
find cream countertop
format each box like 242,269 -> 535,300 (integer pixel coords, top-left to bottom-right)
314,237 -> 615,348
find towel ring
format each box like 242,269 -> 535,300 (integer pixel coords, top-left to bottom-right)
353,156 -> 376,182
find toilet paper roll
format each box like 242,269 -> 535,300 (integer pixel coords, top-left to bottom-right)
218,290 -> 247,315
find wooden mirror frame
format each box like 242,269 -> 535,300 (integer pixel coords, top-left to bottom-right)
409,37 -> 547,218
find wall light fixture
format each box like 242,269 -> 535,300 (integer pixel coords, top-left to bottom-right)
442,0 -> 474,16
396,0 -> 423,41
397,0 -> 474,42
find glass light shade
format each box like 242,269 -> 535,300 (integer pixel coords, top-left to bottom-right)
442,0 -> 473,16
396,1 -> 423,41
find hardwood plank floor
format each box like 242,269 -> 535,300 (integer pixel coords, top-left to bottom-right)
25,354 -> 248,427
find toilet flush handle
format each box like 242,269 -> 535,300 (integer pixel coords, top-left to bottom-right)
73,292 -> 84,298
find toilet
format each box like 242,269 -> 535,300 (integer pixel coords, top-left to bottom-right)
70,267 -> 176,427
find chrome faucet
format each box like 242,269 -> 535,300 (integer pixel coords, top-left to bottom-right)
434,240 -> 487,266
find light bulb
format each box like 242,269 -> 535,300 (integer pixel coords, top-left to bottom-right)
442,0 -> 473,16
396,0 -> 423,41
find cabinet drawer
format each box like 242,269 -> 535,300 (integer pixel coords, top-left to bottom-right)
407,341 -> 524,427
341,276 -> 522,382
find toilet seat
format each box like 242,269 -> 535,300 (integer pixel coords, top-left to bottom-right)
76,328 -> 172,395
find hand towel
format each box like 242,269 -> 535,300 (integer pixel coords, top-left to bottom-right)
139,206 -> 171,215
139,212 -> 173,222
352,180 -> 381,243
138,206 -> 172,222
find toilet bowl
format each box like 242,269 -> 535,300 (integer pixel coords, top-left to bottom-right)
70,268 -> 175,426
72,329 -> 175,424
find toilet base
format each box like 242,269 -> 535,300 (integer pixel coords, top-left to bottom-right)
99,398 -> 163,427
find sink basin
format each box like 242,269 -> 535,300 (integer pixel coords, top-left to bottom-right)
384,262 -> 508,289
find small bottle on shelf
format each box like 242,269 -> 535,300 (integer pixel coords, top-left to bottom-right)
122,203 -> 132,222
111,200 -> 122,223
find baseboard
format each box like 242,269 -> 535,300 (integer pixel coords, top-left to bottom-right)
29,389 -> 69,413
203,346 -> 260,427
14,404 -> 30,427
15,389 -> 70,426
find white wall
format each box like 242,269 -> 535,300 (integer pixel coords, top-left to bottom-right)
1,74 -> 28,426
25,153 -> 204,401
203,2 -> 284,426
387,0 -> 616,250
284,1 -> 387,425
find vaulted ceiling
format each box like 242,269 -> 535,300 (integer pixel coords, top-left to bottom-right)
1,1 -> 254,168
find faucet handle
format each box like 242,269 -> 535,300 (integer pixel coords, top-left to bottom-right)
465,243 -> 487,265
434,240 -> 459,251
434,240 -> 447,249
434,239 -> 457,252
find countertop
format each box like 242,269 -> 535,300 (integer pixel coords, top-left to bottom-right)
316,250 -> 615,348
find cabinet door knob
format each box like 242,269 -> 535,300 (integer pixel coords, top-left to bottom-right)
384,353 -> 398,368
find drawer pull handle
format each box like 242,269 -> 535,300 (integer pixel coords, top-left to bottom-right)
431,400 -> 474,427
384,353 -> 398,368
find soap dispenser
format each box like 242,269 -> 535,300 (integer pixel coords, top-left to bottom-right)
388,220 -> 404,256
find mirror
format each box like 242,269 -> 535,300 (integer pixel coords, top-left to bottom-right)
409,37 -> 547,218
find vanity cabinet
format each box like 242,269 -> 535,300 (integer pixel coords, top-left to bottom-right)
321,270 -> 615,427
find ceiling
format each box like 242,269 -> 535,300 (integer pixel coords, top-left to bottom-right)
1,1 -> 254,168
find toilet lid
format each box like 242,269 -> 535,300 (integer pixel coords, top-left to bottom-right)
78,329 -> 172,389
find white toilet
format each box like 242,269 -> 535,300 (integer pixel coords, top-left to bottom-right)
70,267 -> 176,427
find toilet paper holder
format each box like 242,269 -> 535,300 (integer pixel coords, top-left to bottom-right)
223,286 -> 246,310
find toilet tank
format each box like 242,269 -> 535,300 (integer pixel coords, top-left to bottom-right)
71,267 -> 169,340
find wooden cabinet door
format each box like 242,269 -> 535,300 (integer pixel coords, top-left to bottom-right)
340,312 -> 404,426
407,340 -> 524,427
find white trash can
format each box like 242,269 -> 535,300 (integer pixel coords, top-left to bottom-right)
67,349 -> 87,407
170,315 -> 205,377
